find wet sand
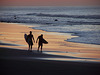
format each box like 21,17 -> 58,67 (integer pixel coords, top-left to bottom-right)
0,47 -> 100,75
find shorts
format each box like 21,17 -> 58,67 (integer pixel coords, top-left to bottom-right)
39,42 -> 43,46
28,41 -> 33,45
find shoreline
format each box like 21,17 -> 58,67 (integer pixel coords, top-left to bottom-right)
14,23 -> 100,47
2,22 -> 100,45
0,22 -> 100,59
1,47 -> 100,63
0,47 -> 100,63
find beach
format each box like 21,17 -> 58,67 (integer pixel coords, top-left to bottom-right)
0,22 -> 100,75
0,23 -> 100,57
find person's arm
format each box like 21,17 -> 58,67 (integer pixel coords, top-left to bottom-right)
33,35 -> 35,43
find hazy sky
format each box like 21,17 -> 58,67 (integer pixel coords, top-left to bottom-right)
0,0 -> 100,6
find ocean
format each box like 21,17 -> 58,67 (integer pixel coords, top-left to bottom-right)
0,6 -> 100,45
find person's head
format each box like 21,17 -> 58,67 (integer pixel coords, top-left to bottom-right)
30,31 -> 32,34
41,34 -> 43,37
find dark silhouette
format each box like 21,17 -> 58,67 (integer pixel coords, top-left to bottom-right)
36,34 -> 44,52
26,31 -> 35,51
55,19 -> 58,21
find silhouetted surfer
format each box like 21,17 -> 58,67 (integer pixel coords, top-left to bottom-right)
36,34 -> 43,52
36,34 -> 48,52
26,31 -> 35,51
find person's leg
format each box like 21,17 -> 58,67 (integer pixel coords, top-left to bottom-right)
31,45 -> 32,51
37,44 -> 40,52
31,41 -> 33,51
29,44 -> 30,50
40,44 -> 43,52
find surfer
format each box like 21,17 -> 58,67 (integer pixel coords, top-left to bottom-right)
36,34 -> 44,52
26,31 -> 35,51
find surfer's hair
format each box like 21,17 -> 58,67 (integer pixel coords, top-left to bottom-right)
30,31 -> 32,34
41,34 -> 43,36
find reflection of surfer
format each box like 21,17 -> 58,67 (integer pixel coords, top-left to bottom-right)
26,31 -> 35,51
36,34 -> 48,52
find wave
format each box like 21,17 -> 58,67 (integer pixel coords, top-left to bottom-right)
33,25 -> 100,45
67,21 -> 100,25
0,18 -> 100,25
26,13 -> 100,19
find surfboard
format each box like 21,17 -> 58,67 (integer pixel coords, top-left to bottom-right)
24,34 -> 27,42
42,38 -> 48,44
24,34 -> 30,44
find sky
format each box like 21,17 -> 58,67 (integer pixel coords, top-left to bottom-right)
0,0 -> 100,6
